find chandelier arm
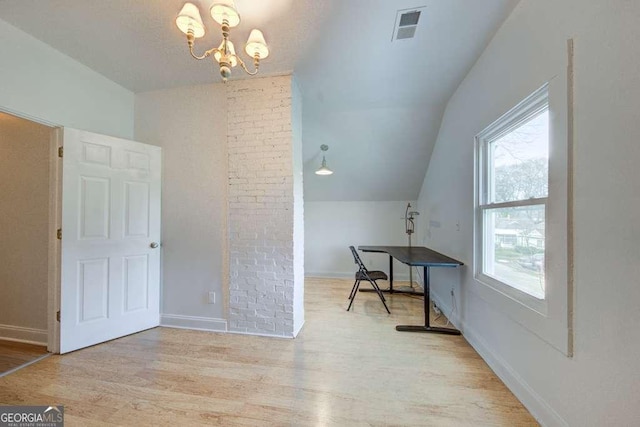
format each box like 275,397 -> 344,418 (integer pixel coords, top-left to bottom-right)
186,31 -> 219,60
235,55 -> 260,76
189,45 -> 220,61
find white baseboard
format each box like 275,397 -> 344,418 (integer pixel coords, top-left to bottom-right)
160,314 -> 227,332
431,291 -> 460,328
226,329 -> 294,339
0,324 -> 47,346
160,314 -> 304,340
293,320 -> 305,337
305,271 -> 412,281
430,291 -> 566,427
305,271 -> 353,279
463,323 -> 567,426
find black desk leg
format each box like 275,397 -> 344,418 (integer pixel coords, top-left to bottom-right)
389,255 -> 394,293
360,254 -> 424,296
396,266 -> 461,335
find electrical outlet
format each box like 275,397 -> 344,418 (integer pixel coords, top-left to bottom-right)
208,291 -> 216,304
450,289 -> 454,297
433,302 -> 441,315
455,221 -> 461,231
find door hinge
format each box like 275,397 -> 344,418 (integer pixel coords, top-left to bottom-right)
58,146 -> 63,158
57,229 -> 62,240
56,311 -> 60,322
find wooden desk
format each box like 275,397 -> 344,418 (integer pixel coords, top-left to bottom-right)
359,245 -> 463,335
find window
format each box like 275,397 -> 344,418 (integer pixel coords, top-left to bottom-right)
474,77 -> 571,355
476,86 -> 549,301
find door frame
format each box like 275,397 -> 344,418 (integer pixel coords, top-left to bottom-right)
0,105 -> 61,353
0,106 -> 164,354
47,128 -> 62,353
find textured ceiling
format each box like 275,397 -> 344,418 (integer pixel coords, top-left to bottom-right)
0,0 -> 332,91
0,0 -> 518,201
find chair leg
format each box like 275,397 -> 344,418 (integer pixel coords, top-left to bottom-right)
348,279 -> 359,300
347,280 -> 362,311
369,280 -> 391,314
367,279 -> 386,301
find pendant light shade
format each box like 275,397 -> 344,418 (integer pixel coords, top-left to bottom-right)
210,0 -> 241,27
245,29 -> 270,59
176,2 -> 205,38
315,145 -> 333,175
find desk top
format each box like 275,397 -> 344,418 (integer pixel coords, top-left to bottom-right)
358,245 -> 464,268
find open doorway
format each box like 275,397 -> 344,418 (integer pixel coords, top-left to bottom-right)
0,109 -> 163,360
0,111 -> 56,373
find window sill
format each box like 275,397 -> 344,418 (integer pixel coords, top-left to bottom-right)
476,272 -> 547,315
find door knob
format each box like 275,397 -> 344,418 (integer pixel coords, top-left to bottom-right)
150,242 -> 159,248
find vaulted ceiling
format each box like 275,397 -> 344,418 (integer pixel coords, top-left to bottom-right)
0,0 -> 518,201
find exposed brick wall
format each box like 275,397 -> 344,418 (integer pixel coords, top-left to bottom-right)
226,75 -> 302,337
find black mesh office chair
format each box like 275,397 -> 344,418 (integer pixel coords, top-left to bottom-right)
347,246 -> 391,314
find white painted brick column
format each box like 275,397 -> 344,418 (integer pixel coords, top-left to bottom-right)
226,75 -> 304,337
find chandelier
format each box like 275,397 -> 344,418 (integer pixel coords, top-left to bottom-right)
176,1 -> 270,82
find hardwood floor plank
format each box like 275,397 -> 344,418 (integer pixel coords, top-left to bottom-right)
0,340 -> 48,374
0,278 -> 537,426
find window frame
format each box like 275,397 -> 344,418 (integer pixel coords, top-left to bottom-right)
473,78 -> 572,356
475,85 -> 550,313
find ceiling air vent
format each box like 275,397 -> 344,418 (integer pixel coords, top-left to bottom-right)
392,7 -> 425,41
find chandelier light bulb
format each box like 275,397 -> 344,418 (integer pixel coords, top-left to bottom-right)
213,40 -> 238,67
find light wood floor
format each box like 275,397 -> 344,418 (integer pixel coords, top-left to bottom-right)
0,340 -> 48,375
0,278 -> 537,426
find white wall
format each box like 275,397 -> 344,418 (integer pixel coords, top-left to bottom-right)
0,113 -> 51,344
135,84 -> 228,328
417,1 -> 640,425
136,76 -> 303,337
0,18 -> 134,139
305,201 -> 418,280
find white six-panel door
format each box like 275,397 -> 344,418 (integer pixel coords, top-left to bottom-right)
60,128 -> 161,354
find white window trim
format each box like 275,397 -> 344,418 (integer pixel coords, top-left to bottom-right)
475,84 -> 549,314
473,78 -> 571,356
